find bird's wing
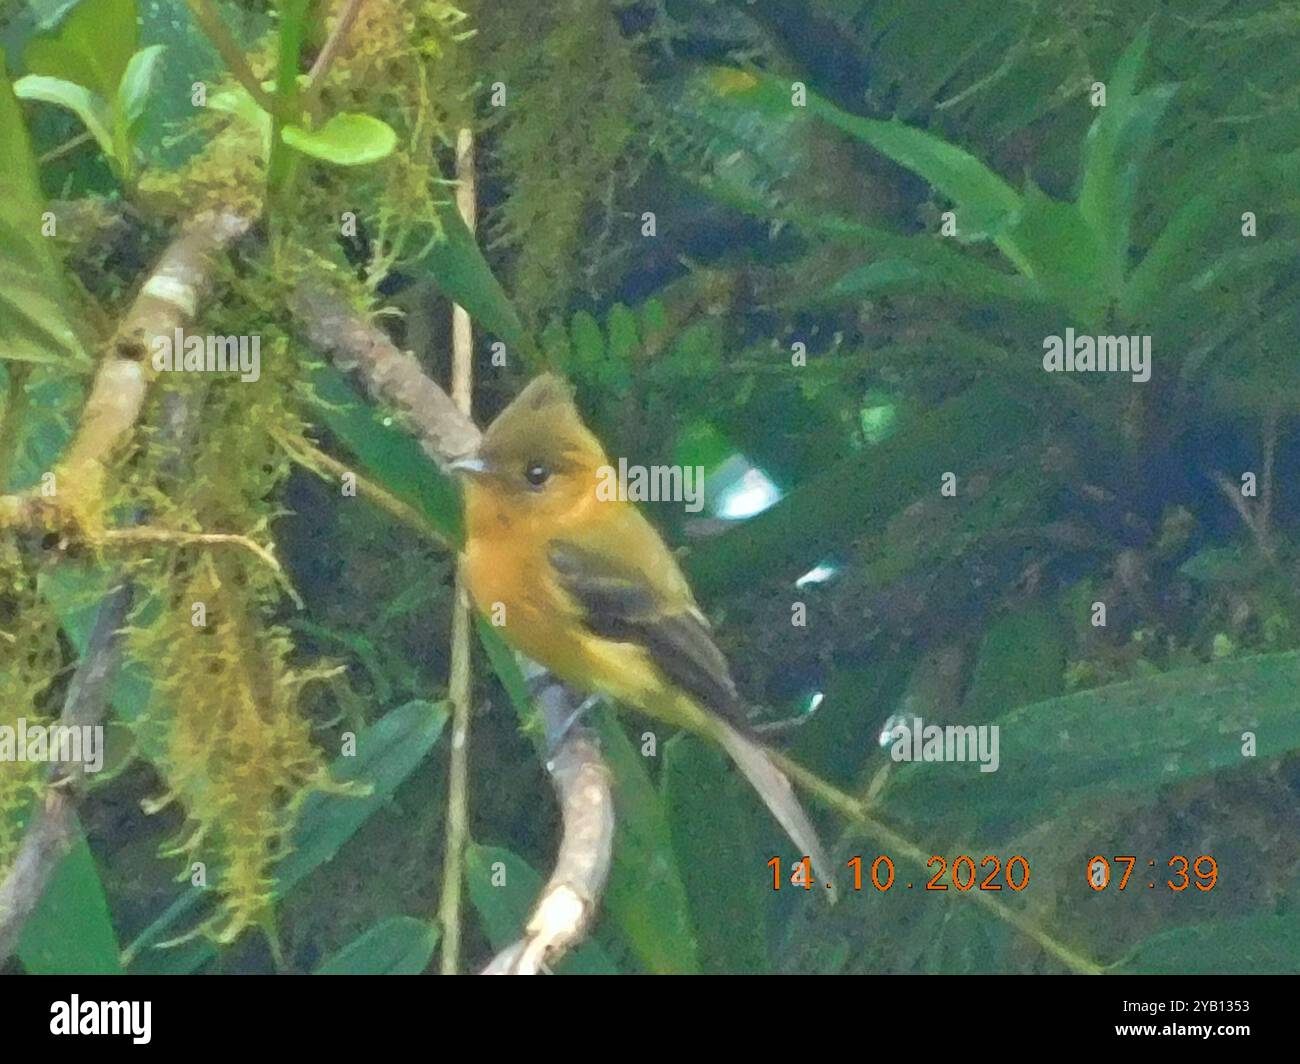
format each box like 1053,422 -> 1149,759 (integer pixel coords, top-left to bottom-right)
547,537 -> 745,723
549,524 -> 834,891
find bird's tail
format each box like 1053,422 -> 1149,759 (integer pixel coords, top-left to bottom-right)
715,720 -> 836,901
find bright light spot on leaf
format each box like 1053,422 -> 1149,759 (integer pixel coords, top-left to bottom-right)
859,396 -> 898,445
795,562 -> 838,589
712,459 -> 781,519
878,713 -> 905,748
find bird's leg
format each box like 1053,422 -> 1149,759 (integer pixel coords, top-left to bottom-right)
545,692 -> 604,758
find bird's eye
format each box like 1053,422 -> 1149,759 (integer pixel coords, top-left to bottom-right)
524,462 -> 551,487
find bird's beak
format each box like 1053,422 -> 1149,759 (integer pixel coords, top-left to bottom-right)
445,454 -> 491,477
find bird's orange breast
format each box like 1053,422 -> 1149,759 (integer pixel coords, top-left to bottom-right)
459,484 -> 666,710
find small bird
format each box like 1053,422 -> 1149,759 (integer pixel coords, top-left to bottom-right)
451,373 -> 831,882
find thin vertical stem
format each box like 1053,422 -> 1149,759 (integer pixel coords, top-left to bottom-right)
439,128 -> 476,974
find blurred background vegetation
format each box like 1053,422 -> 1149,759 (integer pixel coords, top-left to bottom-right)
1,0 -> 1298,973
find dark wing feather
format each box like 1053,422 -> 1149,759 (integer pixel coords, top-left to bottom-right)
548,540 -> 744,722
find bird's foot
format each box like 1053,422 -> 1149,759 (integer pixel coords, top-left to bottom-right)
545,692 -> 603,758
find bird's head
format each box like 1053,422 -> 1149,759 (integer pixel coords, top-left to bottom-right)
448,374 -> 609,522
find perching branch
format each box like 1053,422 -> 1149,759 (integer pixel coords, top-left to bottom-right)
288,285 -> 482,467
288,276 -> 616,975
304,0 -> 368,114
185,0 -> 278,113
482,672 -> 614,975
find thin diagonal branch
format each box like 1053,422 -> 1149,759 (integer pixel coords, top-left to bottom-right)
185,0 -> 278,113
288,279 -> 616,976
0,584 -> 130,961
304,0 -> 367,113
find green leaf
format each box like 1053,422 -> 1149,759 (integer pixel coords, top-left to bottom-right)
1077,26 -> 1177,295
597,305 -> 636,395
13,74 -> 114,160
313,916 -> 439,974
207,85 -> 273,163
960,606 -> 1065,719
117,43 -> 164,133
1120,911 -> 1300,975
595,712 -> 701,974
277,700 -> 447,891
281,112 -> 398,165
827,252 -> 1032,308
308,362 -> 463,542
886,652 -> 1300,837
19,825 -> 122,974
687,382 -> 1036,597
0,58 -> 87,365
23,0 -> 137,102
662,736 -> 768,973
570,310 -> 603,357
1121,150 -> 1267,320
464,843 -> 619,974
690,151 -> 1037,308
1177,546 -> 1255,586
719,70 -> 1024,259
640,298 -> 668,350
1003,183 -> 1107,327
418,200 -> 532,359
606,303 -> 639,363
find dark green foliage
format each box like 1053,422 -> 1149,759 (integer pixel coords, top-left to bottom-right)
4,0 -> 1300,977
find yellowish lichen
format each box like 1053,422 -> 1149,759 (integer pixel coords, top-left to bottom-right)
114,290 -> 344,945
0,541 -> 61,881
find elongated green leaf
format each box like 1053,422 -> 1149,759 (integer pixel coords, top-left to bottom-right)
0,58 -> 87,365
1128,159 -> 1298,323
308,362 -> 463,542
715,70 -> 1023,251
19,825 -> 122,974
887,652 -> 1300,837
595,711 -> 700,974
117,43 -> 164,132
13,74 -> 114,159
313,916 -> 439,974
472,617 -> 534,725
827,252 -> 1034,308
282,112 -> 397,165
1078,26 -> 1176,295
1123,182 -> 1236,318
662,736 -> 768,973
464,843 -> 618,974
277,700 -> 448,890
1003,183 -> 1107,327
418,201 -> 532,359
568,309 -> 604,380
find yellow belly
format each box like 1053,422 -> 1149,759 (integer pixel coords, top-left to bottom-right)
461,540 -> 690,727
